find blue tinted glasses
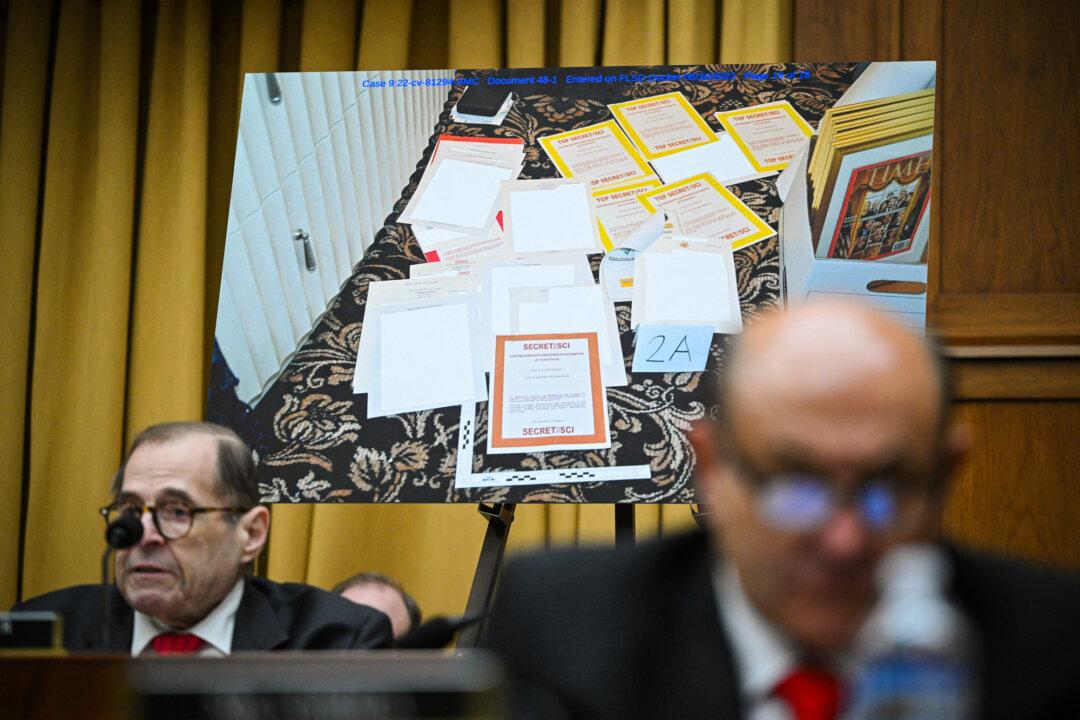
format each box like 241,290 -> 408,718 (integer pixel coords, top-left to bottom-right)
754,475 -> 913,533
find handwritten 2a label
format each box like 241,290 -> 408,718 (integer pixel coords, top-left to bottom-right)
632,324 -> 714,373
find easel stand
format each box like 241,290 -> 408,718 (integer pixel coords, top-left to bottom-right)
456,502 -> 638,648
457,503 -> 516,647
614,504 -> 635,545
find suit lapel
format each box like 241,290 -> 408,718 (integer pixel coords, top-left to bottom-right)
81,585 -> 134,652
231,579 -> 289,651
643,533 -> 744,717
945,544 -> 1066,720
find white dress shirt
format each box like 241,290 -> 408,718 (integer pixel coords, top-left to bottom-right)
132,578 -> 245,657
714,563 -> 801,720
715,546 -> 950,719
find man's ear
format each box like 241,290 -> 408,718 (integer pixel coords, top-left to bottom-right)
689,419 -> 717,469
689,419 -> 726,506
237,505 -> 270,563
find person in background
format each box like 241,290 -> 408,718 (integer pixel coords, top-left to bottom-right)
334,571 -> 421,639
14,422 -> 392,654
486,301 -> 1080,719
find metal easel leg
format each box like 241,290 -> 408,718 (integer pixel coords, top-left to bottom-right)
691,503 -> 711,530
615,504 -> 635,547
456,502 -> 515,648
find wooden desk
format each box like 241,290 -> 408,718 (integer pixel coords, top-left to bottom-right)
0,651 -> 502,719
1,654 -> 130,720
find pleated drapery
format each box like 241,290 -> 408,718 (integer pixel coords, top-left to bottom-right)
1,0 -> 791,617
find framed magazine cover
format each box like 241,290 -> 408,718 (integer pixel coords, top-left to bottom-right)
813,132 -> 932,263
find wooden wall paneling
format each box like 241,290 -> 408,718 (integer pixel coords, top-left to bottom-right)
936,1 -> 1080,296
951,357 -> 1080,400
944,401 -> 1080,571
899,0 -> 941,60
792,0 -> 901,61
0,656 -> 130,719
929,0 -> 1080,345
954,358 -> 1080,403
933,295 -> 1080,346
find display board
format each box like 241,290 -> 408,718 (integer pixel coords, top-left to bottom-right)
208,62 -> 934,503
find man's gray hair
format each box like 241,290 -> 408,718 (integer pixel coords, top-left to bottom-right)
111,421 -> 259,509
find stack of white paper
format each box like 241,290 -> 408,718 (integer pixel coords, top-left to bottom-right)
631,240 -> 743,335
401,135 -> 525,241
412,224 -> 509,264
366,300 -> 487,418
410,258 -> 483,281
357,249 -> 629,424
353,275 -> 477,395
512,284 -> 627,387
650,134 -> 762,186
484,254 -> 592,328
403,158 -> 515,233
500,179 -> 603,254
427,134 -> 526,170
481,253 -> 597,366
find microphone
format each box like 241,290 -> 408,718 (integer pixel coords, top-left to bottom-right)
393,612 -> 486,650
105,515 -> 143,549
101,514 -> 141,649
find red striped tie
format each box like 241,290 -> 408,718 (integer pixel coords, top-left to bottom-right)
774,667 -> 842,720
151,632 -> 204,655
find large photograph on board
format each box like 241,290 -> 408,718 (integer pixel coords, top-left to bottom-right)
207,62 -> 935,503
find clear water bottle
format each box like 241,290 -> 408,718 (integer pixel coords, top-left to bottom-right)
844,544 -> 977,719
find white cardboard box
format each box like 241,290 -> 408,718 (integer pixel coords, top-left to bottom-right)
778,62 -> 934,330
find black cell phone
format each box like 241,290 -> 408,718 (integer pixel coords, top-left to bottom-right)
456,85 -> 512,116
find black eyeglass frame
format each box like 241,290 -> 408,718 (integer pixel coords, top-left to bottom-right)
99,502 -> 251,541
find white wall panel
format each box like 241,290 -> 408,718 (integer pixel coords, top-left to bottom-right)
214,273 -> 260,401
279,170 -> 323,320
218,70 -> 454,404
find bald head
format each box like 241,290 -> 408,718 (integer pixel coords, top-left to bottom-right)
690,301 -> 966,656
718,302 -> 950,476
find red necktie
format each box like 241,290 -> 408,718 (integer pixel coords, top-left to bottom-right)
774,667 -> 842,720
151,632 -> 205,655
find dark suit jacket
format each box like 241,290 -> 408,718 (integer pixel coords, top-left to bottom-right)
14,576 -> 393,652
485,530 -> 1080,720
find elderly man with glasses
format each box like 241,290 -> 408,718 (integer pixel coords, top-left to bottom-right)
486,301 -> 1080,720
14,422 -> 392,654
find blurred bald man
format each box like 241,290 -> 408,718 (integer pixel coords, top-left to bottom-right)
487,301 -> 1080,720
334,572 -> 421,639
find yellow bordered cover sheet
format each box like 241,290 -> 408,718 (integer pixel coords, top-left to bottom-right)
715,100 -> 815,173
590,177 -> 663,251
608,92 -> 718,159
539,120 -> 657,188
637,172 -> 776,250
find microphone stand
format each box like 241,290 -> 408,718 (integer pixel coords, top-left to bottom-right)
101,516 -> 143,651
392,612 -> 488,650
101,546 -> 113,650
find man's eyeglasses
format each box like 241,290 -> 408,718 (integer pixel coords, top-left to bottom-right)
730,458 -> 936,534
99,502 -> 249,541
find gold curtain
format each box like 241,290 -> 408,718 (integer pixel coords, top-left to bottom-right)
1,0 -> 791,615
